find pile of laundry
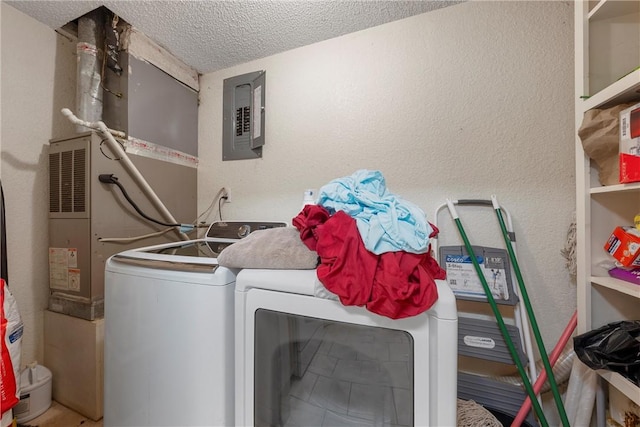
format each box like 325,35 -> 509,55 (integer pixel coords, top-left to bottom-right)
292,169 -> 445,319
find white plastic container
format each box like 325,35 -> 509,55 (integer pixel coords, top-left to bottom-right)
1,409 -> 13,427
301,189 -> 316,210
13,363 -> 52,423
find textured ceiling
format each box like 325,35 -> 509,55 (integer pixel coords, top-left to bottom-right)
7,0 -> 463,74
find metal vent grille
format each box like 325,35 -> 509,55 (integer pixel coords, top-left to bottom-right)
49,148 -> 86,213
61,151 -> 73,212
49,152 -> 60,213
73,149 -> 86,212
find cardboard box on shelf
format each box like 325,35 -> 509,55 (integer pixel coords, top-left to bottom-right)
604,226 -> 640,267
619,102 -> 640,183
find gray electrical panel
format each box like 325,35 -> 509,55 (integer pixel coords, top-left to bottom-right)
222,70 -> 266,160
48,132 -> 196,320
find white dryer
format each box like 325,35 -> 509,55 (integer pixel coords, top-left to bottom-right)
104,221 -> 285,427
235,269 -> 458,427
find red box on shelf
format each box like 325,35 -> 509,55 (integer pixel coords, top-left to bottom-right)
619,102 -> 640,183
604,226 -> 640,267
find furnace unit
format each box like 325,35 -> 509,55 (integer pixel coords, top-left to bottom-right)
48,132 -> 196,320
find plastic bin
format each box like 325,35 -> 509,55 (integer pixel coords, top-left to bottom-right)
1,410 -> 13,427
13,364 -> 52,423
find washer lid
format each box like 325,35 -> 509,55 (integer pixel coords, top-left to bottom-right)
111,238 -> 237,269
140,240 -> 231,258
108,221 -> 287,273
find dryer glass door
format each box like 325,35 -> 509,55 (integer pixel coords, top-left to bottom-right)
254,309 -> 414,427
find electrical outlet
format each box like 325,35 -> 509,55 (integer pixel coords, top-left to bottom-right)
223,187 -> 231,203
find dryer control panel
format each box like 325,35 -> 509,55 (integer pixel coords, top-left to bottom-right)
205,221 -> 286,239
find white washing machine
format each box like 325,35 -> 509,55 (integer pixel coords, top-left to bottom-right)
104,221 -> 285,427
235,269 -> 458,427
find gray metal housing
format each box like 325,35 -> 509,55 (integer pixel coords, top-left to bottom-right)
102,52 -> 198,157
48,132 -> 196,319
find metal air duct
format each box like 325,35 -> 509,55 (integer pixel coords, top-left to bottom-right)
75,9 -> 104,132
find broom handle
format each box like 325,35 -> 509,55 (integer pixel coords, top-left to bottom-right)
446,200 -> 549,427
491,196 -> 569,427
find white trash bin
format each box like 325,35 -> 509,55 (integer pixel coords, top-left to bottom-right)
13,363 -> 52,423
0,410 -> 13,427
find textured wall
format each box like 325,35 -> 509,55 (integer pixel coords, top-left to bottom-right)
1,3 -> 76,366
199,0 -> 576,352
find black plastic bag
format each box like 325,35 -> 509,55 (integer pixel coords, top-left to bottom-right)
573,320 -> 640,386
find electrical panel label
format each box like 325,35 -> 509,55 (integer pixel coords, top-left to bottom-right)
253,85 -> 262,139
67,248 -> 78,268
68,269 -> 81,291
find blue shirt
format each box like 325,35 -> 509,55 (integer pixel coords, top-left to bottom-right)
317,170 -> 433,255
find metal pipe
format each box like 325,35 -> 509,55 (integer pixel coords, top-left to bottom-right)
61,108 -> 189,241
76,9 -> 104,132
596,375 -> 606,427
511,311 -> 577,426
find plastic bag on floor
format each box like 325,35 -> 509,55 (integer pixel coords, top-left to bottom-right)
573,320 -> 640,386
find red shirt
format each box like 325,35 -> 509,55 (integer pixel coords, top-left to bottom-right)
293,205 -> 444,319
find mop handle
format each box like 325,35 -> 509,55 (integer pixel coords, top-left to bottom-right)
445,200 -> 550,427
491,196 -> 570,427
512,311 -> 577,427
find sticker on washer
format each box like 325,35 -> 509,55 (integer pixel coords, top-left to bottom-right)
445,254 -> 510,301
49,248 -> 79,291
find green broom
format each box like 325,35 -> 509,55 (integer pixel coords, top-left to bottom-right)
491,195 -> 569,427
445,199 -> 549,427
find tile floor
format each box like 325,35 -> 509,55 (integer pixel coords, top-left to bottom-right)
16,401 -> 102,427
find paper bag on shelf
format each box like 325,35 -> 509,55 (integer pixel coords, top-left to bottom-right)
578,103 -> 636,186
